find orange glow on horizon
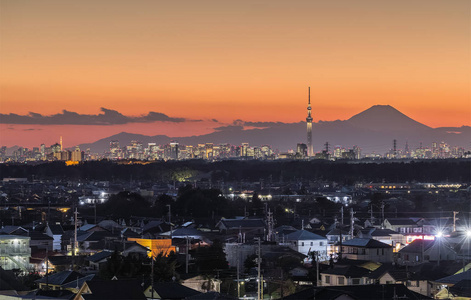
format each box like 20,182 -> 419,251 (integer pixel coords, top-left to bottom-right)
0,1 -> 469,148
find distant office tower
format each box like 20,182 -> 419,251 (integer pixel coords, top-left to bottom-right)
297,143 -> 308,158
306,87 -> 313,156
241,143 -> 249,158
71,146 -> 82,162
169,142 -> 179,160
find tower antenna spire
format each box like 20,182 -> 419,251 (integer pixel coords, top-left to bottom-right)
306,87 -> 313,157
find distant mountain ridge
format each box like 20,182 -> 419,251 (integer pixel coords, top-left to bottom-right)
347,105 -> 430,132
75,105 -> 469,154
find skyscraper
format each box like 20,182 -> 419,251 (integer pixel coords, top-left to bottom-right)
306,87 -> 313,156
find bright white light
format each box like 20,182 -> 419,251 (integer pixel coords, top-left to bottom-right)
436,231 -> 443,238
466,230 -> 471,238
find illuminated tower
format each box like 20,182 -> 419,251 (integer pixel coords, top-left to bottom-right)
306,87 -> 313,156
60,136 -> 63,151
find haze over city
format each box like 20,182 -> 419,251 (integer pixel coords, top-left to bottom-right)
1,0 -> 470,149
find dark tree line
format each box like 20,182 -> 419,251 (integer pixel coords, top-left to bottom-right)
1,159 -> 469,183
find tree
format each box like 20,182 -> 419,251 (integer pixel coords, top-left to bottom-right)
192,240 -> 228,276
153,251 -> 179,282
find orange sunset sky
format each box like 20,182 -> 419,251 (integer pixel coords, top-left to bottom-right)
0,0 -> 470,148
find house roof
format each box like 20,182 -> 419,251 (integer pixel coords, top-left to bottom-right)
449,279 -> 471,297
435,270 -> 471,285
77,231 -> 118,242
0,234 -> 30,241
321,265 -> 371,278
0,267 -> 28,291
36,270 -> 84,286
46,255 -> 86,266
285,230 -> 326,241
398,239 -> 434,254
79,224 -> 98,232
326,228 -> 349,236
84,279 -> 147,299
61,274 -> 95,289
48,224 -> 64,235
152,282 -> 200,299
367,263 -> 394,279
28,231 -> 54,240
283,284 -> 432,300
165,228 -> 202,237
341,238 -> 391,248
218,218 -> 265,229
121,228 -> 140,238
86,251 -> 114,263
0,226 -> 28,235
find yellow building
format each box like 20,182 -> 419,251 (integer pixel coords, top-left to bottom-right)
127,238 -> 176,258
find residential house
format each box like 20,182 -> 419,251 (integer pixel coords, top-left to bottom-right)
359,227 -> 405,250
367,264 -> 442,298
143,281 -> 200,299
320,265 -> 371,286
181,275 -> 221,293
0,234 -> 31,271
74,279 -> 147,300
284,230 -> 328,261
85,250 -> 114,271
127,237 -> 176,257
397,239 -> 457,266
325,228 -> 350,245
45,224 -> 64,251
0,226 -> 29,236
76,230 -> 119,254
35,270 -> 86,291
28,230 -> 53,251
339,238 -> 393,263
382,218 -> 432,235
216,218 -> 265,238
434,270 -> 471,299
283,284 -> 432,300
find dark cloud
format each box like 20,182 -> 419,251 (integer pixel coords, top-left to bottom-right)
233,119 -> 288,127
214,125 -> 244,131
0,108 -> 188,125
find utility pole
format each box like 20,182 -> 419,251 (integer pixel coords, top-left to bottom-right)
340,206 -> 344,225
370,205 -> 374,224
453,211 -> 458,232
350,208 -> 355,239
73,207 -> 78,270
45,246 -> 49,290
266,209 -> 274,242
256,238 -> 262,300
185,236 -> 189,274
381,202 -> 385,229
151,256 -> 154,299
237,244 -> 240,299
167,204 -> 172,240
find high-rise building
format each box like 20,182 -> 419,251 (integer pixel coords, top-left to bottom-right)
297,143 -> 308,158
71,146 -> 82,162
306,87 -> 313,156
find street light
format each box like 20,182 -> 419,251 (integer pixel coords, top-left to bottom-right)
435,231 -> 444,266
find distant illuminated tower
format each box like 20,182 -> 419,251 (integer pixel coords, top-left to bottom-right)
306,87 -> 313,156
60,136 -> 63,151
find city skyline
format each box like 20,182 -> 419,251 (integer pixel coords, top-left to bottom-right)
1,1 -> 470,148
